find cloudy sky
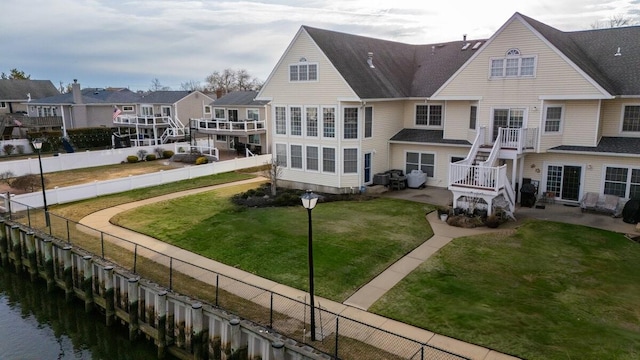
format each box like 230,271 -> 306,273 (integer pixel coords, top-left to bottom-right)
1,0 -> 638,92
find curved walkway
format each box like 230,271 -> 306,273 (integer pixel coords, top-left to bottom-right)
79,179 -> 519,360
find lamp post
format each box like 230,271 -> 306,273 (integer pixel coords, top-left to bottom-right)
300,190 -> 319,341
32,139 -> 49,227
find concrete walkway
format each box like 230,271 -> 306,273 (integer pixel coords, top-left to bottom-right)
78,179 -> 519,360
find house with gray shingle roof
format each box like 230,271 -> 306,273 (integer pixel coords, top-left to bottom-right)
257,12 -> 640,215
192,90 -> 269,155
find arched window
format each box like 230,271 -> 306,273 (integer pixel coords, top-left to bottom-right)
506,48 -> 521,56
490,49 -> 536,78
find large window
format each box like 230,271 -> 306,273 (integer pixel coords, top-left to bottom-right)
323,107 -> 335,138
275,143 -> 287,167
405,152 -> 434,177
604,166 -> 640,198
490,49 -> 536,78
343,148 -> 358,173
343,107 -> 358,139
469,105 -> 477,130
306,107 -> 318,137
141,105 -> 153,116
306,146 -> 318,171
622,105 -> 640,132
289,63 -> 318,81
415,105 -> 442,126
290,106 -> 302,136
227,109 -> 238,122
247,109 -> 259,121
364,106 -> 373,138
0,102 -> 6,108
544,106 -> 563,133
290,145 -> 302,169
275,106 -> 286,135
214,108 -> 225,120
322,147 -> 335,173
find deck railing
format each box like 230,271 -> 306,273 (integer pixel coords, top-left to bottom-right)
498,127 -> 537,152
193,118 -> 266,132
449,163 -> 508,192
114,115 -> 170,126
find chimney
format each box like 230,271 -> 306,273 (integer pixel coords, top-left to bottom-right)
367,52 -> 375,68
72,79 -> 83,104
215,88 -> 223,99
463,34 -> 467,42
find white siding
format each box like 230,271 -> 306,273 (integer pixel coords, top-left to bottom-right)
389,144 -> 470,188
601,98 -> 640,137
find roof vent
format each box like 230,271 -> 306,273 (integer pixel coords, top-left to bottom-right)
472,41 -> 482,50
367,52 -> 375,68
431,45 -> 435,55
462,43 -> 471,50
614,47 -> 622,56
463,34 -> 467,42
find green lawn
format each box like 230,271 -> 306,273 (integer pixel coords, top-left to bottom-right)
112,190 -> 435,301
370,220 -> 640,360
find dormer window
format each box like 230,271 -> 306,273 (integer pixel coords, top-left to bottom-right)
289,60 -> 318,82
490,49 -> 536,78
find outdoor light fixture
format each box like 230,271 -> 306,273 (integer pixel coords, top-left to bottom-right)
300,190 -> 319,341
32,139 -> 50,227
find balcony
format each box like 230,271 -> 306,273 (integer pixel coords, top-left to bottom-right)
449,163 -> 509,193
498,127 -> 537,152
114,115 -> 171,126
20,116 -> 63,128
192,118 -> 266,134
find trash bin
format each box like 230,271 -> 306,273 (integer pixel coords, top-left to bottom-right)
520,183 -> 537,207
622,198 -> 640,224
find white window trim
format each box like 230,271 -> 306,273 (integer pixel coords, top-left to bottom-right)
321,146 -> 337,174
246,108 -> 260,121
289,105 -> 303,137
275,142 -> 288,168
0,102 -> 6,108
543,104 -> 564,134
343,106 -> 359,140
601,163 -> 640,199
342,147 -> 359,175
489,54 -> 537,79
214,107 -> 226,120
491,107 -> 528,135
305,145 -> 320,173
304,105 -> 320,138
161,105 -> 172,117
289,62 -> 319,82
203,105 -> 212,115
321,106 -> 337,140
274,105 -> 287,137
619,103 -> 640,134
141,105 -> 153,116
290,143 -> 304,171
122,105 -> 134,112
364,106 -> 373,138
227,108 -> 239,121
414,103 -> 444,128
404,150 -> 436,178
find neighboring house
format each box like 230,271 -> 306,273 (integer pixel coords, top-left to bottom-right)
258,13 -> 640,215
27,80 -> 213,146
193,90 -> 269,155
0,79 -> 59,139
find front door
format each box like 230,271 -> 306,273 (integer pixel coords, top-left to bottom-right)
545,165 -> 582,201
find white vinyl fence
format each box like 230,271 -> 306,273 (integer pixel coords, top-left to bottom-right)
0,143 -> 191,178
2,154 -> 272,212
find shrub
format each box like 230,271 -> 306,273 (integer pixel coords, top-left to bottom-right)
137,149 -> 148,160
3,144 -> 15,156
10,174 -> 45,192
195,156 -> 208,165
162,150 -> 174,159
126,155 -> 139,163
145,154 -> 157,161
154,147 -> 164,158
0,171 -> 15,184
484,215 -> 501,228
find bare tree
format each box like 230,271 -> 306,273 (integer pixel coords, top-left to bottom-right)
590,14 -> 637,29
264,158 -> 283,196
180,80 -> 203,91
150,78 -> 171,91
205,68 -> 262,94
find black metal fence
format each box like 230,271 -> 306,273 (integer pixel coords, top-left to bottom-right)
5,199 -> 469,360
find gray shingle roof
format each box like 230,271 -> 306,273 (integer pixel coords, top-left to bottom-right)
213,91 -> 268,106
138,91 -> 194,104
390,129 -> 471,145
0,79 -> 59,101
29,88 -> 141,105
303,26 -> 484,99
549,137 -> 640,155
521,13 -> 640,95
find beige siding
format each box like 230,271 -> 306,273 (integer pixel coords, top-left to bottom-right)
362,101 -> 405,175
539,100 -> 600,150
389,143 -> 470,188
601,98 -> 640,137
443,101 -> 473,140
260,30 -> 356,104
176,92 -> 213,126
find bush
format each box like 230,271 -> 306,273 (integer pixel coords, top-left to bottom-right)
126,155 -> 139,163
195,156 -> 208,165
145,154 -> 157,161
3,144 -> 15,156
137,149 -> 148,160
162,150 -> 174,159
484,215 -> 501,228
154,147 -> 164,158
10,174 -> 45,192
67,127 -> 113,149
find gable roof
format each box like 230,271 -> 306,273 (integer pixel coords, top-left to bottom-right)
138,90 -> 198,104
213,91 -> 268,106
303,26 -> 484,99
0,79 -> 59,101
520,13 -> 640,95
29,88 -> 141,105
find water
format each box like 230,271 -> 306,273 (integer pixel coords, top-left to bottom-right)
0,268 -> 165,360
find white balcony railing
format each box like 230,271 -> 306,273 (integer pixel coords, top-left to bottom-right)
114,115 -> 171,126
193,118 -> 266,133
498,127 -> 537,152
449,163 -> 509,192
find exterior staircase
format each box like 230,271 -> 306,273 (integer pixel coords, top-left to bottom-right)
160,116 -> 186,144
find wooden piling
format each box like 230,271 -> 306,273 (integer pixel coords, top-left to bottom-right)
82,255 -> 93,312
43,238 -> 55,292
0,220 -> 8,266
62,245 -> 73,301
157,290 -> 167,359
192,303 -> 204,360
24,232 -> 38,281
10,225 -> 21,272
128,277 -> 139,340
104,266 -> 115,326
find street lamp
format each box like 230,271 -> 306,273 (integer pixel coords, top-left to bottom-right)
32,139 -> 49,227
300,190 -> 319,341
